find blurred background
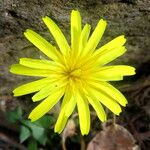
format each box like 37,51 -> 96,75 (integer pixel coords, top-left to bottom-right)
0,0 -> 150,149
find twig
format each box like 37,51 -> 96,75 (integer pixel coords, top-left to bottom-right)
113,114 -> 116,125
80,135 -> 85,150
62,139 -> 67,150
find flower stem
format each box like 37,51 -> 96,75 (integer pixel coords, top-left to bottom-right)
113,114 -> 116,125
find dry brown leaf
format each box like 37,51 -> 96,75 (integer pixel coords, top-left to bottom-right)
87,123 -> 140,150
61,119 -> 76,150
62,119 -> 76,139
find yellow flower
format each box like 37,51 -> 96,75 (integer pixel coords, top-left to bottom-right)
10,10 -> 135,135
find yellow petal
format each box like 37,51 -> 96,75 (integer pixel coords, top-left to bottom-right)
10,64 -> 55,77
55,94 -> 75,133
76,36 -> 124,70
82,66 -> 123,81
88,86 -> 122,115
83,73 -> 123,81
95,35 -> 126,54
95,65 -> 136,77
71,10 -> 81,52
42,16 -> 70,56
54,107 -> 68,134
29,88 -> 65,121
75,89 -> 90,135
32,84 -> 56,102
87,95 -> 106,122
83,19 -> 107,56
78,24 -> 91,56
64,96 -> 76,117
54,93 -> 70,133
60,85 -> 72,109
88,80 -> 128,106
85,65 -> 135,82
13,78 -> 53,96
32,78 -> 67,102
94,46 -> 127,66
19,58 -> 64,71
24,29 -> 61,61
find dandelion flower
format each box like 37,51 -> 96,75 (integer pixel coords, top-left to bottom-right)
10,10 -> 135,135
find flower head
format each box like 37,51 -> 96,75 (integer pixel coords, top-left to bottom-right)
10,10 -> 135,135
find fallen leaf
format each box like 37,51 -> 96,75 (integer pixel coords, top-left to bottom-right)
87,123 -> 139,150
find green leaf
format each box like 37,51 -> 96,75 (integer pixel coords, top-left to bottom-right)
17,107 -> 23,118
20,125 -> 31,143
28,139 -> 38,150
34,115 -> 55,129
22,120 -> 47,145
5,107 -> 22,123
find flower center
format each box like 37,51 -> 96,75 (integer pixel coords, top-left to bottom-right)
67,68 -> 82,79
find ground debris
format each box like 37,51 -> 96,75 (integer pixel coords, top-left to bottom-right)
87,123 -> 139,150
